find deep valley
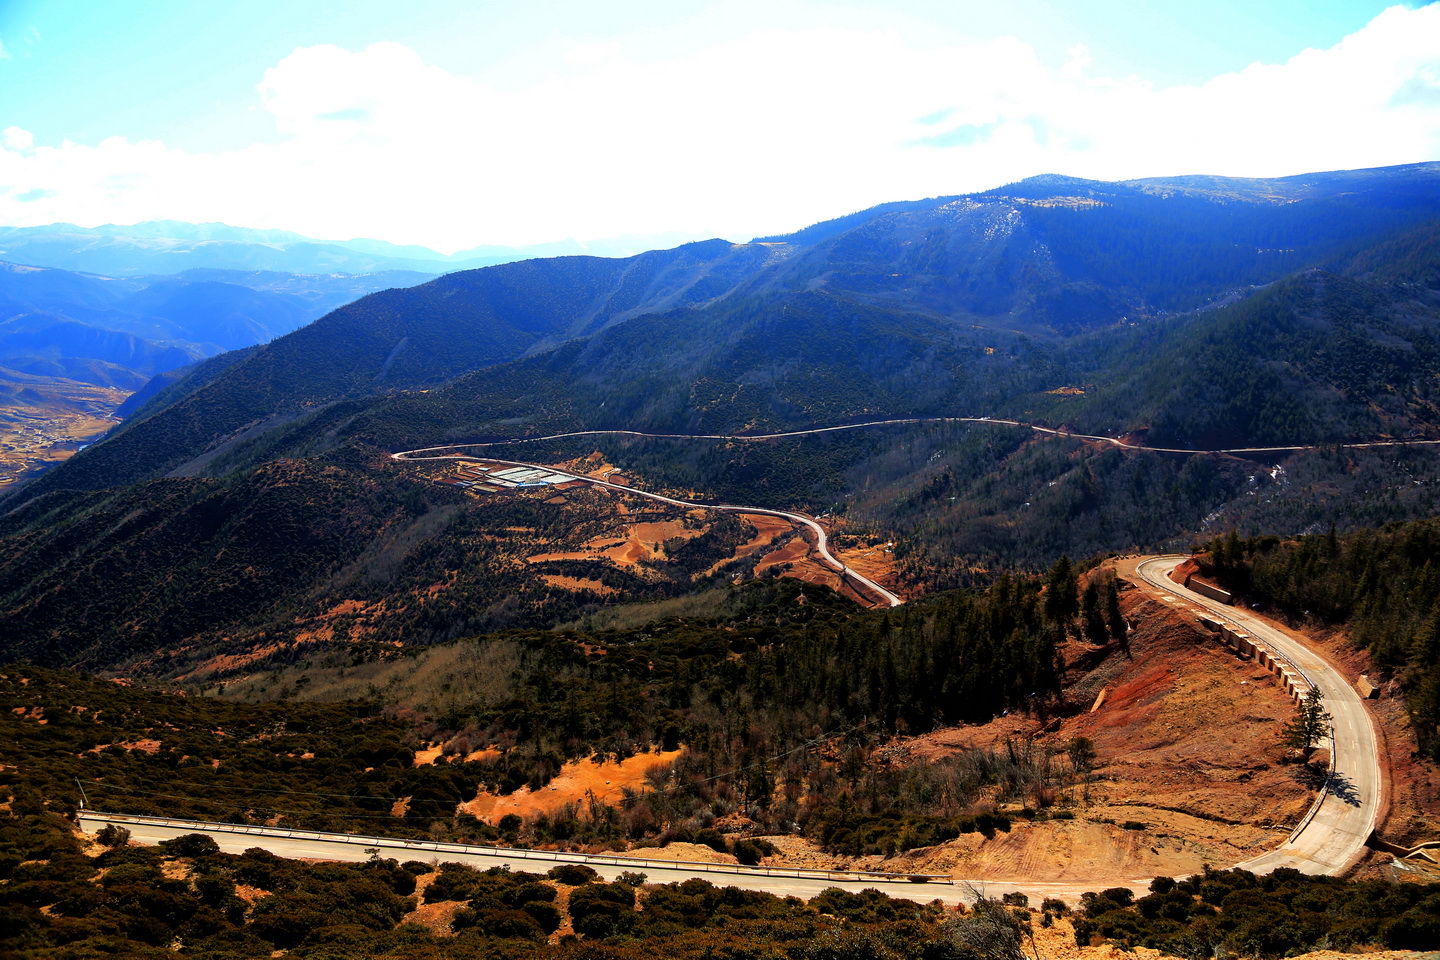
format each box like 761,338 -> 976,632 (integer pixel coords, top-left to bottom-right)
6,161 -> 1440,958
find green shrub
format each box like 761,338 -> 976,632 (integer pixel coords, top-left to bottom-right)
547,863 -> 598,885
569,882 -> 636,939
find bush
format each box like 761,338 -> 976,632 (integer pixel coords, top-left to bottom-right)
547,863 -> 599,885
503,881 -> 556,907
523,900 -> 562,934
1082,887 -> 1135,915
425,863 -> 483,902
694,828 -> 728,854
160,833 -> 221,858
731,839 -> 766,865
569,882 -> 636,938
455,903 -> 544,944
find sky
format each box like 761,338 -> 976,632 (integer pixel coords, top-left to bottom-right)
1,0 -> 1438,253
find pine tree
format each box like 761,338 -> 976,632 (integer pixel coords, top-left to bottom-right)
1082,580 -> 1108,645
1282,687 -> 1332,754
1105,577 -> 1129,656
1044,555 -> 1079,628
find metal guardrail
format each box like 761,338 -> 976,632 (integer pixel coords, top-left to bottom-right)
77,810 -> 953,885
1136,557 -> 1338,848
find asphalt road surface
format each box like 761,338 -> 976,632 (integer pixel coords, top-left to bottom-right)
77,811 -> 970,904
392,416 -> 1440,608
75,552 -> 1386,904
1135,556 -> 1382,875
391,451 -> 903,607
78,809 -> 1175,906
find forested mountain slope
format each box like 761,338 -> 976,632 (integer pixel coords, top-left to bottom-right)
5,241 -> 784,498
4,164 -> 1440,671
23,162 -> 1440,506
1052,268 -> 1440,448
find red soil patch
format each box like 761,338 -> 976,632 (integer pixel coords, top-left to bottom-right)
750,531 -> 895,609
888,582 -> 1309,885
461,748 -> 684,822
754,536 -> 809,573
412,746 -> 445,767
704,513 -> 793,577
834,542 -> 905,601
541,575 -> 618,596
1169,558 -> 1200,584
86,739 -> 161,755
233,883 -> 269,906
404,874 -> 466,935
414,746 -> 502,767
528,517 -> 703,569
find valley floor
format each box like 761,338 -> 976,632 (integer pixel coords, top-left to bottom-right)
0,379 -> 128,486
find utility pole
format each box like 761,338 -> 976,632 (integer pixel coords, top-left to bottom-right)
75,778 -> 90,810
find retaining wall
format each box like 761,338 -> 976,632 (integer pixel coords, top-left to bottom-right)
1199,617 -> 1309,705
1183,573 -> 1234,605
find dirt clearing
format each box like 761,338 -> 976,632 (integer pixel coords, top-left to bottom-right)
463,749 -> 684,822
876,579 -> 1309,886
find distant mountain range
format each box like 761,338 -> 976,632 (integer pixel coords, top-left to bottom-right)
0,221 -> 703,278
0,260 -> 432,394
6,161 -> 1440,672
33,160 -> 1440,487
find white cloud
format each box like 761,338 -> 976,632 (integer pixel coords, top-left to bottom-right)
2,5 -> 1439,251
1,127 -> 32,150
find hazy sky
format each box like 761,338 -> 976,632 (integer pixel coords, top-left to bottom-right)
1,0 -> 1436,252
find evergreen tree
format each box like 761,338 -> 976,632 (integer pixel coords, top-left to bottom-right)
1044,555 -> 1079,629
1105,578 -> 1129,656
1282,687 -> 1332,754
1082,581 -> 1108,646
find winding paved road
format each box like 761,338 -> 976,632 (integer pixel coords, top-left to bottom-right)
79,554 -> 1388,903
144,414 -> 1390,901
1134,557 -> 1382,875
391,451 -> 903,607
392,416 -> 1440,608
390,417 -> 1440,458
72,809 -> 1166,906
385,421 -> 1390,882
76,810 -> 963,903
